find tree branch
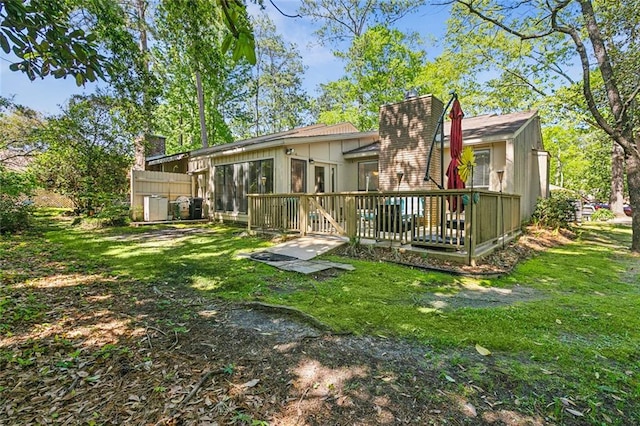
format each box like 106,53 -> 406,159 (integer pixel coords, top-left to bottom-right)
455,0 -> 560,40
549,11 -> 617,141
268,0 -> 301,18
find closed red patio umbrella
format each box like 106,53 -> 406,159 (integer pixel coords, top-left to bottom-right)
446,97 -> 465,211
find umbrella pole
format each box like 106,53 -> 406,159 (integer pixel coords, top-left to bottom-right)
424,92 -> 457,188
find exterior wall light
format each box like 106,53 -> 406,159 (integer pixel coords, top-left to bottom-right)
496,170 -> 504,193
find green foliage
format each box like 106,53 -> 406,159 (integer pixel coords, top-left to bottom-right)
217,0 -> 256,65
93,200 -> 130,227
591,208 -> 616,222
531,191 -> 576,229
0,0 -> 106,84
233,15 -> 310,139
446,2 -> 574,115
0,168 -> 35,234
31,95 -> 133,214
223,363 -> 236,375
82,0 -> 160,136
317,25 -> 427,130
0,97 -> 45,156
450,0 -> 640,251
154,0 -> 251,150
536,79 -> 620,203
299,0 -> 424,42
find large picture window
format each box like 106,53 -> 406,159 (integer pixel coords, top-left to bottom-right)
358,161 -> 379,191
214,159 -> 273,213
471,149 -> 490,188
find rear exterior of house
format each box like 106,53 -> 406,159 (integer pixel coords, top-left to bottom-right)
133,94 -> 548,224
184,123 -> 378,223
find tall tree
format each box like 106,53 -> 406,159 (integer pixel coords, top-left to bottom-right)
300,0 -> 426,128
298,0 -> 425,43
316,25 -> 427,130
236,15 -> 309,138
451,0 -> 640,251
78,0 -> 160,169
0,96 -> 45,167
154,0 -> 255,150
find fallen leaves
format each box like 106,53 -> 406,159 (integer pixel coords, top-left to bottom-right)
475,344 -> 491,356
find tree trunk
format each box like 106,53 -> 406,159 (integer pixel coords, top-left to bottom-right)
195,70 -> 208,148
626,148 -> 640,252
610,142 -> 625,214
132,0 -> 150,170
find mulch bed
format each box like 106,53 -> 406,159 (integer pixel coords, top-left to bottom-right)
336,226 -> 576,276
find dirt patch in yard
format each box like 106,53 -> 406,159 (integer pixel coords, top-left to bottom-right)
419,284 -> 544,310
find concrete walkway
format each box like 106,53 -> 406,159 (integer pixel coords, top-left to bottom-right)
246,234 -> 354,274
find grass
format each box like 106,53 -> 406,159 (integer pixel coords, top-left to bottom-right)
1,210 -> 639,423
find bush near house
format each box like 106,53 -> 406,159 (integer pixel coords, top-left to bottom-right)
531,190 -> 576,229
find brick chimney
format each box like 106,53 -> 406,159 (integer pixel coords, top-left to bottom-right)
378,94 -> 443,191
133,134 -> 166,171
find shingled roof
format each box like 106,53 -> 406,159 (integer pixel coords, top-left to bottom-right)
189,123 -> 366,158
342,109 -> 538,158
443,110 -> 538,143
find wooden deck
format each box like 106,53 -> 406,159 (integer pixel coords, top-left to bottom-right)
248,190 -> 520,265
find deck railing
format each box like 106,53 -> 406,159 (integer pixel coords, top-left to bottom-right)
248,190 -> 520,262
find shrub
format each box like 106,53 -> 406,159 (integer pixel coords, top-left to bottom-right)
531,191 -> 576,229
95,201 -> 129,227
0,169 -> 35,234
591,208 -> 616,222
0,196 -> 34,234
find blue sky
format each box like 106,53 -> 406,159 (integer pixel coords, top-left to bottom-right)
0,2 -> 451,116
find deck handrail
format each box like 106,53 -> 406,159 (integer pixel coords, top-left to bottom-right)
248,190 -> 520,264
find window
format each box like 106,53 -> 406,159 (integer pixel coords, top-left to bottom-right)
471,149 -> 490,188
214,159 -> 273,213
358,161 -> 379,191
291,159 -> 306,193
314,166 -> 325,193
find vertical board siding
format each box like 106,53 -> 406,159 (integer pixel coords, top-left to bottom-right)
130,170 -> 192,221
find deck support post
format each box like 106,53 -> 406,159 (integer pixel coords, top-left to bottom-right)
345,195 -> 357,239
299,195 -> 308,236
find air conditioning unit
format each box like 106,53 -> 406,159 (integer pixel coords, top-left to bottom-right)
143,196 -> 168,222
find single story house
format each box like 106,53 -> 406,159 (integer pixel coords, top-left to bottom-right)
138,94 -> 548,224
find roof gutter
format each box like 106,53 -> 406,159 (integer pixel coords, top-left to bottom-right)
191,131 -> 378,159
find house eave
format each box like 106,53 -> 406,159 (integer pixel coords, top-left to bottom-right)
191,131 -> 378,159
343,151 -> 380,160
146,152 -> 189,166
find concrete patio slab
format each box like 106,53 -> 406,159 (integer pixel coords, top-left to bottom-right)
260,259 -> 355,274
265,234 -> 348,260
242,234 -> 353,274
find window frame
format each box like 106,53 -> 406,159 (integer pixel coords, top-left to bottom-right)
471,149 -> 491,188
214,158 -> 274,213
358,160 -> 379,191
290,158 -> 307,193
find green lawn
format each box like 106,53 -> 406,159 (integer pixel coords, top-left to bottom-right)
2,210 -> 639,423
